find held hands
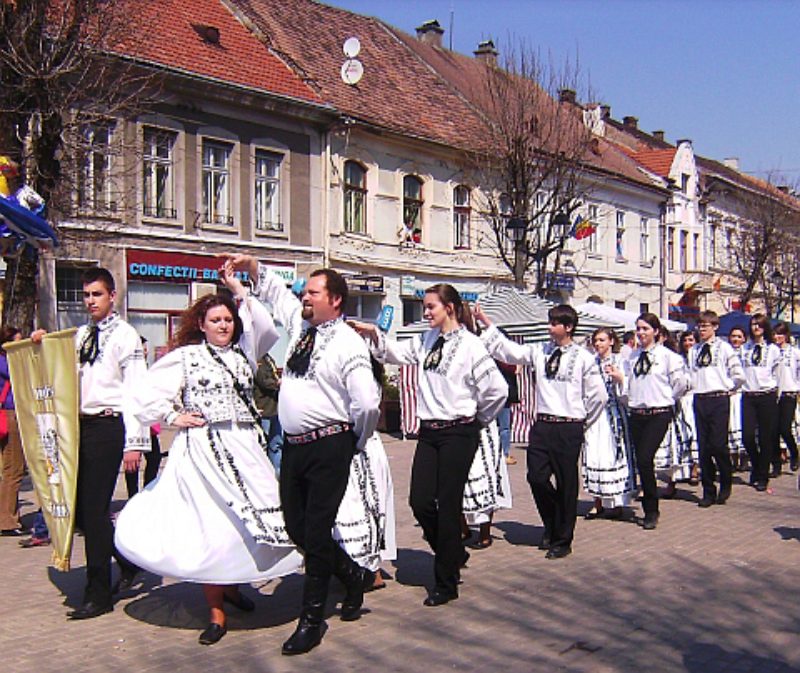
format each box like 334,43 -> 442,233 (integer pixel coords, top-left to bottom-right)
472,303 -> 492,327
347,320 -> 379,344
172,411 -> 207,428
218,253 -> 258,282
604,363 -> 623,385
219,259 -> 245,298
123,451 -> 142,473
30,329 -> 47,344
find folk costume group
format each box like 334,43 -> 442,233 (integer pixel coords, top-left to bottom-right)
43,258 -> 800,653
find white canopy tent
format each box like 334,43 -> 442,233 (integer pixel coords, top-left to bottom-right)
574,303 -> 688,334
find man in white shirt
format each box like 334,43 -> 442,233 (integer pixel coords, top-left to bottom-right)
227,254 -> 380,655
35,268 -> 149,619
688,311 -> 745,507
474,304 -> 607,559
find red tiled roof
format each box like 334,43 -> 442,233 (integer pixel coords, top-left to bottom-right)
630,148 -> 677,178
112,0 -> 322,104
228,0 -> 491,150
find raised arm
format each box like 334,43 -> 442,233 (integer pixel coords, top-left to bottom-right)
480,324 -> 537,366
349,320 -> 420,365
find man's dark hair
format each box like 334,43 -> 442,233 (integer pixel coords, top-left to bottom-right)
548,304 -> 579,334
698,310 -> 720,327
82,267 -> 115,293
622,330 -> 635,345
310,268 -> 348,311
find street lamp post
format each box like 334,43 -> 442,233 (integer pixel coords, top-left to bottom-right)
505,216 -> 527,288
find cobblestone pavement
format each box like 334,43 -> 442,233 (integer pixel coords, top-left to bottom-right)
3,434 -> 800,673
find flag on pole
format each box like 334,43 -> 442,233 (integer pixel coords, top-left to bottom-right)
5,329 -> 79,571
571,214 -> 597,240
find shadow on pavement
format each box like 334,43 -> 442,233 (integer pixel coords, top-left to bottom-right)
683,642 -> 800,673
774,526 -> 800,542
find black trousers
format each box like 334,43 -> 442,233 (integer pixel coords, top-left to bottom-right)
628,411 -> 672,515
124,434 -> 162,498
693,395 -> 733,498
775,395 -> 799,469
77,416 -> 135,607
526,419 -> 585,551
280,430 -> 355,579
742,392 -> 778,485
410,422 -> 480,596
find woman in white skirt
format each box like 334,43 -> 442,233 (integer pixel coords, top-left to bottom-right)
583,328 -> 636,519
115,263 -> 303,645
727,326 -> 748,470
462,420 -> 513,548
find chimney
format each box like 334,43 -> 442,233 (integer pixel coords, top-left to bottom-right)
474,39 -> 498,66
777,185 -> 790,194
722,157 -> 740,171
415,19 -> 444,48
652,130 -> 665,142
623,116 -> 638,130
599,104 -> 611,119
559,89 -> 577,105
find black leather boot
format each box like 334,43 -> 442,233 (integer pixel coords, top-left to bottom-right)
282,575 -> 328,656
333,546 -> 365,621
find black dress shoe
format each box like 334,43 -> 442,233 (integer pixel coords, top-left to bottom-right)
545,546 -> 572,560
198,623 -> 227,645
698,497 -> 715,508
224,592 -> 255,612
460,550 -> 470,568
716,489 -> 731,505
537,534 -> 551,550
0,528 -> 24,536
423,590 -> 457,607
791,458 -> 799,472
113,569 -> 138,594
584,507 -> 605,520
755,482 -> 768,492
282,618 -> 324,655
67,601 -> 113,620
770,467 -> 782,479
642,513 -> 659,530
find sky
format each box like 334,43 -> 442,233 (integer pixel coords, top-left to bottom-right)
325,0 -> 800,181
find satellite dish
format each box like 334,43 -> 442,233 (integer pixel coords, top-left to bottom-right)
341,58 -> 364,86
343,37 -> 361,58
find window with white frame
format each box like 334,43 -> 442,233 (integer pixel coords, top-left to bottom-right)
710,222 -> 718,267
77,122 -> 114,212
587,204 -> 599,253
668,227 -> 675,270
453,185 -> 471,249
639,217 -> 649,263
679,230 -> 688,271
142,127 -> 177,219
692,232 -> 700,270
615,210 -> 626,260
343,160 -> 366,234
402,175 -> 423,243
202,140 -> 233,225
254,150 -> 282,232
725,227 -> 734,264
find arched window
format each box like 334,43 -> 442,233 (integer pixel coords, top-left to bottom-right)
453,185 -> 471,249
402,175 -> 424,244
343,160 -> 367,233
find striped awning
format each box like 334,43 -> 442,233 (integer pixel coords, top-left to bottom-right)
397,286 -> 623,342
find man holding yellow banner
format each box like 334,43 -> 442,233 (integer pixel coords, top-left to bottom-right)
29,267 -> 149,620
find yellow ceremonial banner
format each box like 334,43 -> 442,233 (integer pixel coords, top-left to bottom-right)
5,329 -> 79,571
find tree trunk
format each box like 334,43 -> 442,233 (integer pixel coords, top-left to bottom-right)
2,251 -> 39,333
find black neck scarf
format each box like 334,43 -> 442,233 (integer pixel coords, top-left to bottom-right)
286,327 -> 317,376
752,343 -> 763,366
424,335 -> 446,371
696,342 -> 712,368
545,347 -> 562,380
79,324 -> 100,365
633,350 -> 652,377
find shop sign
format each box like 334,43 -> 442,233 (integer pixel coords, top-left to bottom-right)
344,274 -> 384,293
400,275 -> 416,296
414,289 -> 479,302
127,249 -> 295,284
545,273 -> 575,291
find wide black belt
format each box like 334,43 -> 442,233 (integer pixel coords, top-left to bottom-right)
695,391 -> 731,399
536,414 -> 583,424
629,406 -> 672,416
79,408 -> 121,419
419,416 -> 476,431
285,422 -> 353,445
743,389 -> 777,397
